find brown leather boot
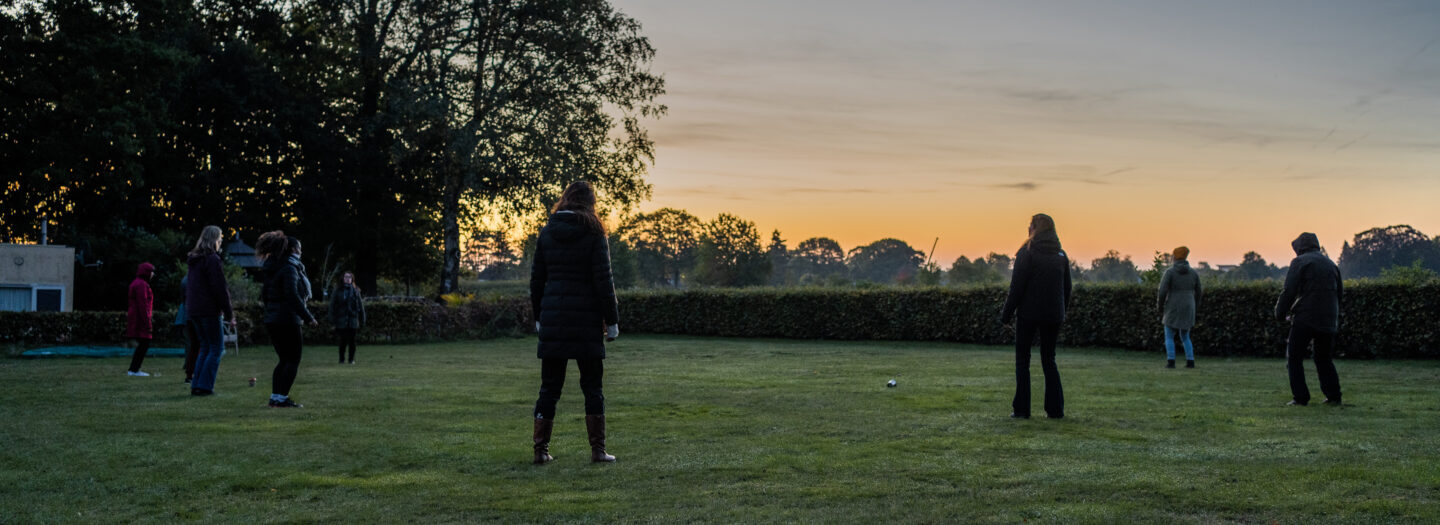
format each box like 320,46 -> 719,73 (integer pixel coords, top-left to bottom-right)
532,417 -> 554,465
585,415 -> 616,463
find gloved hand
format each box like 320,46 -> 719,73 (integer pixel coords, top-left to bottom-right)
535,322 -> 541,333
605,324 -> 619,342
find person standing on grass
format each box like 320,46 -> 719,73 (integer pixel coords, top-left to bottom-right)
257,232 -> 317,408
186,225 -> 234,397
1157,246 -> 1203,369
1277,232 -> 1344,407
1000,213 -> 1072,420
176,276 -> 200,383
329,272 -> 365,364
124,262 -> 156,377
529,181 -> 621,464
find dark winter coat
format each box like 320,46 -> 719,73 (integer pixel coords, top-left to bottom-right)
1001,229 -> 1073,325
125,263 -> 155,339
329,284 -> 366,330
1158,260 -> 1203,330
530,212 -> 620,360
261,253 -> 315,326
1276,233 -> 1343,334
185,252 -> 233,321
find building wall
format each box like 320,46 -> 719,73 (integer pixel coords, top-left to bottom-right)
0,244 -> 76,311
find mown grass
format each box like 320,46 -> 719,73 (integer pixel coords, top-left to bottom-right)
2,336 -> 1437,524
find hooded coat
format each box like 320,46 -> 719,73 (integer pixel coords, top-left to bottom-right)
1158,260 -> 1203,329
1276,233 -> 1343,334
1001,228 -> 1073,325
261,253 -> 316,326
329,284 -> 366,330
530,212 -> 620,360
125,262 -> 155,339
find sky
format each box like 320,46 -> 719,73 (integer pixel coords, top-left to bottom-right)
603,0 -> 1440,267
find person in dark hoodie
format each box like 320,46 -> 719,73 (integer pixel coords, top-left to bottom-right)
1276,232 -> 1344,406
1157,246 -> 1203,368
529,181 -> 621,464
1000,213 -> 1072,419
257,231 -> 317,408
185,226 -> 234,396
329,272 -> 365,364
125,262 -> 156,376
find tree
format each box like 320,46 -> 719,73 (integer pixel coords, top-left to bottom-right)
1338,225 -> 1440,278
947,255 -> 1004,285
607,232 -> 639,289
1140,251 -> 1175,286
790,237 -> 845,282
1378,259 -> 1438,285
766,230 -> 789,286
1232,251 -> 1281,281
847,238 -> 924,284
1087,250 -> 1141,283
692,214 -> 769,287
417,0 -> 667,295
618,208 -> 699,286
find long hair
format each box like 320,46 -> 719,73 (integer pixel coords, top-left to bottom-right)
188,225 -> 223,258
255,230 -> 289,261
1022,213 -> 1057,250
552,181 -> 605,234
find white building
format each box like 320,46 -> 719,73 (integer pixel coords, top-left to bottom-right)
0,244 -> 76,312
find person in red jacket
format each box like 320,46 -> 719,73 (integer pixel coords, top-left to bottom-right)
126,262 -> 156,376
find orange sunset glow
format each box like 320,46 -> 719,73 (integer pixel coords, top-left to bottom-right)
611,0 -> 1440,266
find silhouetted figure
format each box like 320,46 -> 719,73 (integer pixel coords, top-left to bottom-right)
1000,213 -> 1072,419
257,232 -> 317,408
1277,232 -> 1343,406
330,272 -> 366,364
186,225 -> 234,396
529,181 -> 621,464
1158,246 -> 1202,368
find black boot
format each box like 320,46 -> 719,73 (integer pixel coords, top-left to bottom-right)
1165,359 -> 1175,369
533,417 -> 554,465
585,415 -> 616,463
1186,360 -> 1195,368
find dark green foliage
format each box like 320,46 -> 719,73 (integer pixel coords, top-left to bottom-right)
691,213 -> 769,287
846,238 -> 923,284
1339,225 -> 1440,278
1086,250 -> 1141,283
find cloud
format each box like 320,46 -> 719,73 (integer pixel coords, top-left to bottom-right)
991,182 -> 1040,191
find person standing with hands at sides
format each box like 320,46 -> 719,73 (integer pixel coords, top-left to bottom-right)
529,181 -> 621,464
1158,246 -> 1203,369
124,262 -> 156,377
330,272 -> 366,364
1277,232 -> 1344,407
186,226 -> 234,397
256,232 -> 317,408
1000,213 -> 1073,420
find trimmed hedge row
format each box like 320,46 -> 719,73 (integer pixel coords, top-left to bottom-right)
5,283 -> 1436,359
617,283 -> 1440,359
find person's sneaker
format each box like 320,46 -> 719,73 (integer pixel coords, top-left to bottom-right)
1185,360 -> 1195,369
1165,360 -> 1175,369
269,399 -> 303,408
348,360 -> 354,364
191,388 -> 214,396
1321,398 -> 1342,406
126,371 -> 150,377
1286,399 -> 1308,406
183,376 -> 192,384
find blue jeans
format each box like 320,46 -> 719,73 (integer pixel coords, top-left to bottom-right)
191,316 -> 225,391
1164,325 -> 1194,361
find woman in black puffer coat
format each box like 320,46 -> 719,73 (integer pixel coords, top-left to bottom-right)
529,181 -> 621,465
257,231 -> 317,408
1000,213 -> 1073,420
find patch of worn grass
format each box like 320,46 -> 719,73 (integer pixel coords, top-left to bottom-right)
2,336 -> 1437,523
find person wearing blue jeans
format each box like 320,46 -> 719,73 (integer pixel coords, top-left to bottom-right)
1157,246 -> 1202,368
190,316 -> 225,394
184,226 -> 233,396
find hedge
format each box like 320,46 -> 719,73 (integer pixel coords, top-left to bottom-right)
616,282 -> 1440,359
4,283 -> 1437,359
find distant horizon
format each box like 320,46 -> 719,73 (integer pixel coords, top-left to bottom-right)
608,0 -> 1440,267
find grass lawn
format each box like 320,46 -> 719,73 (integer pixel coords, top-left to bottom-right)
3,335 -> 1438,524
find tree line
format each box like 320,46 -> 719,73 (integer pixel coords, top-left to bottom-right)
2,0 -> 664,308
468,210 -> 1440,289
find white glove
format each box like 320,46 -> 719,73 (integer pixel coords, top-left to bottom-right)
535,322 -> 541,333
605,324 -> 619,341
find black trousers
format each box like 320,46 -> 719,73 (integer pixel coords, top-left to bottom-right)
267,323 -> 304,396
533,358 -> 605,420
128,338 -> 151,373
1286,324 -> 1342,404
182,323 -> 199,379
337,328 -> 357,362
1014,318 -> 1064,417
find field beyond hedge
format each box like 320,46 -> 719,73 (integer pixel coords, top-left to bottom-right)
3,336 -> 1438,523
